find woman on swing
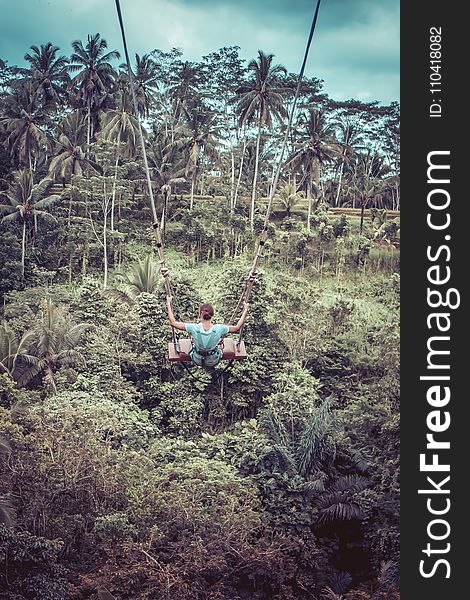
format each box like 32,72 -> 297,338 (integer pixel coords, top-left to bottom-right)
166,296 -> 249,367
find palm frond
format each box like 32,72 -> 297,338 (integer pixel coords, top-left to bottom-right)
16,353 -> 40,366
15,357 -> 47,387
62,323 -> 89,349
259,409 -> 297,472
327,571 -> 352,595
329,474 -> 369,494
103,287 -> 135,306
33,193 -> 60,210
1,211 -> 21,224
315,499 -> 365,526
320,587 -> 343,600
30,176 -> 54,201
56,348 -> 86,368
296,398 -> 336,477
301,478 -> 326,495
315,475 -> 369,526
97,586 -> 117,600
0,495 -> 15,527
0,434 -> 11,454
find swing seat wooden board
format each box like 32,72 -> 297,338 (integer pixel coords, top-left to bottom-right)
168,338 -> 247,362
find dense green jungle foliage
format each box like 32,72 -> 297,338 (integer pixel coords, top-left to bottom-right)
1,38 -> 399,599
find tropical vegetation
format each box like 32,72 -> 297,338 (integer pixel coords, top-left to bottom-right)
0,37 -> 399,600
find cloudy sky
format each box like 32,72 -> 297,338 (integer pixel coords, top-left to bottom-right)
0,0 -> 399,105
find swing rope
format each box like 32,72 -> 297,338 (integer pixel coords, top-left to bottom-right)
230,0 -> 323,345
115,0 -> 324,363
114,0 -> 179,351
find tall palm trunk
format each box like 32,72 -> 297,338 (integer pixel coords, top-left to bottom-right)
224,106 -> 236,211
101,181 -> 109,290
46,366 -> 58,395
67,170 -> 75,228
189,174 -> 195,212
103,222 -> 108,288
82,246 -> 88,277
110,131 -> 122,231
199,166 -> 205,196
68,252 -> 73,284
311,161 -> 321,216
102,197 -> 108,290
160,185 -> 170,236
307,172 -> 313,231
336,126 -> 350,206
86,100 -> 91,157
268,163 -> 276,197
233,140 -> 247,212
21,220 -> 26,278
335,160 -> 345,207
230,151 -> 235,210
360,199 -> 366,234
250,121 -> 262,230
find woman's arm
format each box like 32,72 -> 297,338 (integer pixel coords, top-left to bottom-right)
228,302 -> 249,333
166,296 -> 186,331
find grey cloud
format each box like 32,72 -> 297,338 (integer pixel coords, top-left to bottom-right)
0,0 -> 399,104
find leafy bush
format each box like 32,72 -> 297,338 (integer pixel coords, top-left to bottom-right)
0,525 -> 68,600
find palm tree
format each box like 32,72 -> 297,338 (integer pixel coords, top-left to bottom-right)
260,398 -> 336,479
105,254 -> 162,305
132,53 -> 160,118
148,132 -> 186,233
177,106 -> 220,211
236,50 -> 287,229
286,109 -> 337,229
0,80 -> 49,171
333,117 -> 363,206
48,110 -> 102,225
23,42 -> 69,111
68,34 -> 120,148
168,60 -> 201,126
0,322 -> 35,380
347,154 -> 390,233
49,110 -> 102,180
99,79 -> 140,229
0,169 -> 60,277
16,299 -> 88,394
261,398 -> 369,530
276,182 -> 304,217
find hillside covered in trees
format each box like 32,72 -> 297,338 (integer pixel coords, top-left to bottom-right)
0,37 -> 399,599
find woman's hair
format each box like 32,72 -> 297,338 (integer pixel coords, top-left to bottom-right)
199,303 -> 215,321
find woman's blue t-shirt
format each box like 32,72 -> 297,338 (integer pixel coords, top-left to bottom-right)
184,323 -> 229,351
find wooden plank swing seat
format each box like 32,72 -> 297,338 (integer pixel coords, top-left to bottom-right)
168,338 -> 247,362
